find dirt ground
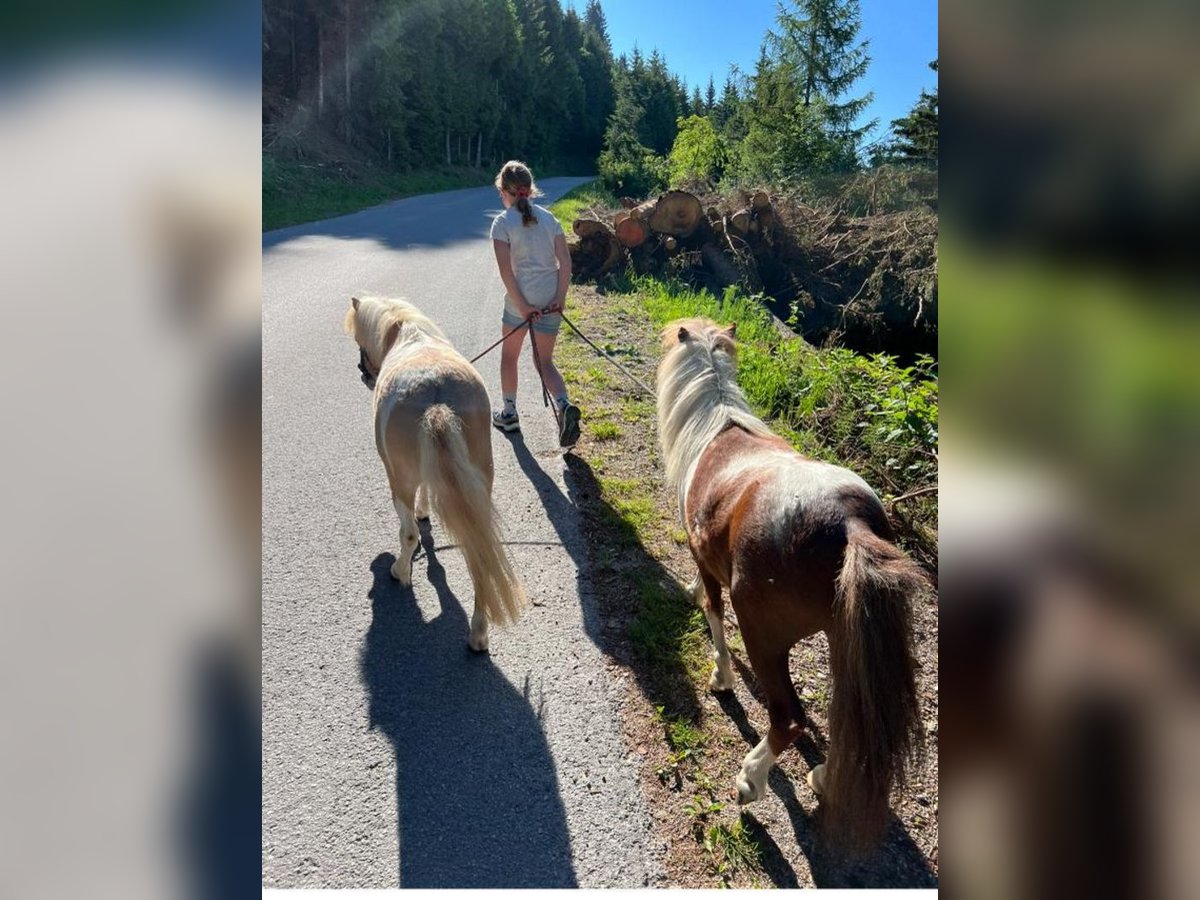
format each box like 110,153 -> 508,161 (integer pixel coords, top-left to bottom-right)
554,284 -> 939,889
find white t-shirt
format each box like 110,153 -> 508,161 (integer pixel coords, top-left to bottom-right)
490,204 -> 564,308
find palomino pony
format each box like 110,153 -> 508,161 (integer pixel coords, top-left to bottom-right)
345,295 -> 526,651
656,317 -> 924,849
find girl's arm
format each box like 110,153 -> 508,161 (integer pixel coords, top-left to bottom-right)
552,233 -> 572,310
493,240 -> 539,318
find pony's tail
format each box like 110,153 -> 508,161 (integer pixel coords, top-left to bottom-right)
824,521 -> 924,849
417,405 -> 526,626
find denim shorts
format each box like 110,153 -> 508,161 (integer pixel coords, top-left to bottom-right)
502,302 -> 562,336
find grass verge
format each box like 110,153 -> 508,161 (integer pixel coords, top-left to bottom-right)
263,155 -> 494,231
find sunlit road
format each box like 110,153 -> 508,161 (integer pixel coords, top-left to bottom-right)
262,179 -> 662,888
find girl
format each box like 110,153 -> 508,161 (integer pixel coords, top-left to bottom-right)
489,160 -> 581,447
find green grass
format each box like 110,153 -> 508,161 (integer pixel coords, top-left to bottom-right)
658,707 -> 707,758
628,579 -> 710,682
263,155 -> 494,231
589,421 -> 622,441
701,817 -> 765,880
548,180 -> 619,231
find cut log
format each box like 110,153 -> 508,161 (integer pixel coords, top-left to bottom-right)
574,218 -> 611,240
631,191 -> 703,237
613,210 -> 631,226
700,243 -> 741,288
619,196 -> 638,209
614,214 -> 650,248
569,220 -> 625,278
728,208 -> 751,236
706,206 -> 721,222
663,236 -> 678,252
751,190 -> 771,211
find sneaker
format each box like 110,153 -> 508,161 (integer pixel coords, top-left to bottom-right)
492,408 -> 520,432
558,403 -> 581,447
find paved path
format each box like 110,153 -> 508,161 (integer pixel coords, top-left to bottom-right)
262,179 -> 661,888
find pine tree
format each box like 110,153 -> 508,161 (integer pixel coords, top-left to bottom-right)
768,0 -> 873,135
736,0 -> 873,179
583,0 -> 610,52
705,75 -> 716,113
881,59 -> 937,163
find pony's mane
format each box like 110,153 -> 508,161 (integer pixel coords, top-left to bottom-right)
345,295 -> 447,366
656,319 -> 774,514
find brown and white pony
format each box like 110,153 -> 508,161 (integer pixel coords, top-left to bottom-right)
657,317 -> 924,849
345,295 -> 526,650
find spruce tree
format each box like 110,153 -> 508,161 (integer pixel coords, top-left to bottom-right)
883,60 -> 937,163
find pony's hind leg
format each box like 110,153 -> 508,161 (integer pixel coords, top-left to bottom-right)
389,496 -> 420,585
463,558 -> 489,653
413,483 -> 430,521
692,570 -> 734,692
468,600 -> 488,653
736,632 -> 804,805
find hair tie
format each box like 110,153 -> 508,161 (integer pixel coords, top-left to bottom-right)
515,187 -> 530,198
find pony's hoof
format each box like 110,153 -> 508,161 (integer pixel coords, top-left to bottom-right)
708,667 -> 735,693
807,764 -> 826,797
415,509 -> 430,522
735,772 -> 760,805
468,632 -> 489,653
390,560 -> 412,584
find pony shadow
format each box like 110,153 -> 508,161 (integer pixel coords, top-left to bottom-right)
358,529 -> 577,888
719,688 -> 937,889
502,433 -> 703,723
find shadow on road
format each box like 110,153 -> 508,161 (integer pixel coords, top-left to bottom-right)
502,433 -> 703,724
358,529 -> 577,888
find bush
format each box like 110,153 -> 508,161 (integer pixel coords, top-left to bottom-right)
667,115 -> 728,187
597,144 -> 668,199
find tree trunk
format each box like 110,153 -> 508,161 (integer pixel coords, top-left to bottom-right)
343,1 -> 351,142
475,131 -> 482,168
445,128 -> 451,166
290,14 -> 297,95
317,20 -> 325,118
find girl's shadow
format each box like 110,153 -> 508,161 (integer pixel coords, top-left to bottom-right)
358,523 -> 577,888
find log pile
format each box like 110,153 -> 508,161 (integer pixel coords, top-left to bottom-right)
567,188 -> 777,285
566,185 -> 938,360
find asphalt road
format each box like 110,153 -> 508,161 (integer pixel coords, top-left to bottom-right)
262,179 -> 662,888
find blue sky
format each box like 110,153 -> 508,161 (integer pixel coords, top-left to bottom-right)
588,0 -> 938,146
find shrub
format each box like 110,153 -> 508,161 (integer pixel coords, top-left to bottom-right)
667,115 -> 728,187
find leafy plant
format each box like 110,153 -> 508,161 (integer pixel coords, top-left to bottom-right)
667,115 -> 729,186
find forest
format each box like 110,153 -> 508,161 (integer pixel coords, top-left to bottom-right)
262,0 -> 936,198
